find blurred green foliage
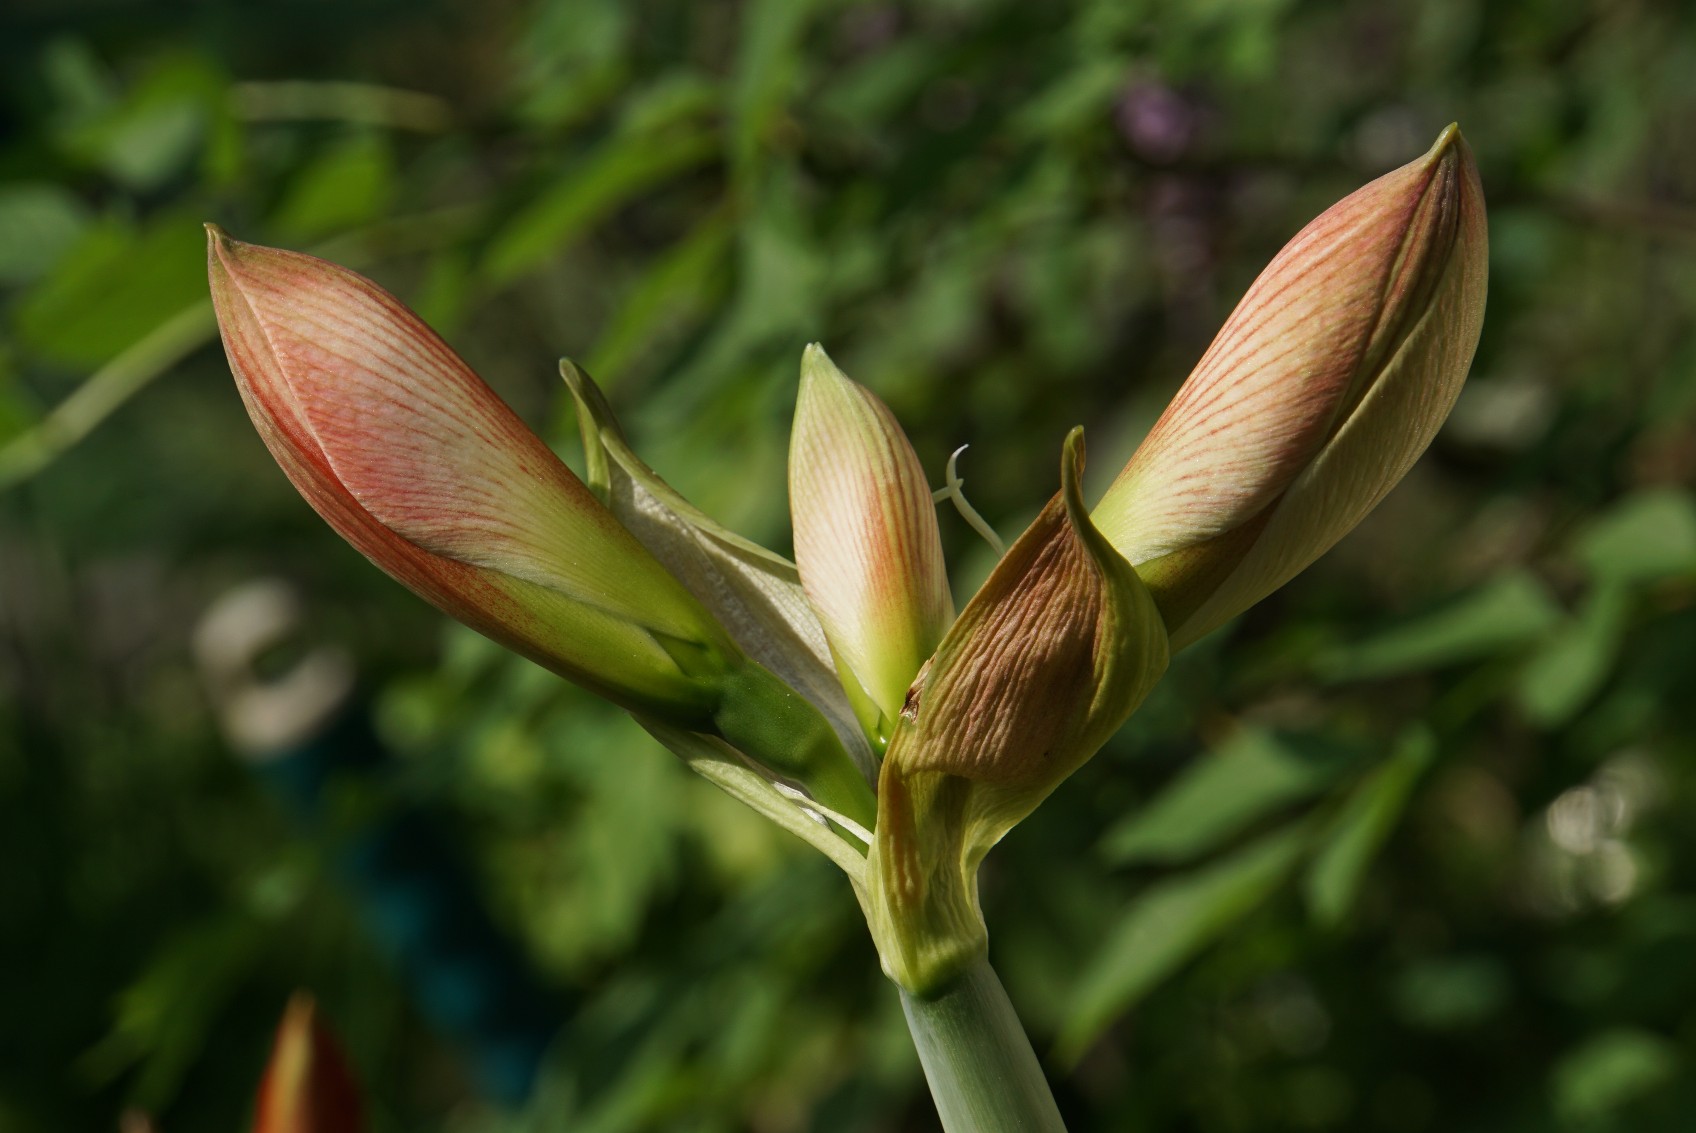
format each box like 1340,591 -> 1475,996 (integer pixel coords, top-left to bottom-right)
3,0 -> 1696,1130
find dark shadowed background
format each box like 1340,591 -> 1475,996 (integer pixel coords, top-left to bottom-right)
3,0 -> 1696,1130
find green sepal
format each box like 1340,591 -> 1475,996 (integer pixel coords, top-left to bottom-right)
712,660 -> 878,831
560,359 -> 873,776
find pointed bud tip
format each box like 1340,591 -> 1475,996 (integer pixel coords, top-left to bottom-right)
255,992 -> 365,1133
1422,123 -> 1479,188
1429,122 -> 1462,158
1061,426 -> 1087,497
799,342 -> 846,389
557,355 -> 585,389
204,222 -> 238,256
205,224 -> 262,282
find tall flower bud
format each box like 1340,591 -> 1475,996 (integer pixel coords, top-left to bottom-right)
867,431 -> 1169,994
1094,125 -> 1488,650
208,230 -> 874,824
252,994 -> 363,1133
789,345 -> 954,748
208,227 -> 732,718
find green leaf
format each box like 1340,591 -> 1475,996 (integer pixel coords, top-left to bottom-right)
0,184 -> 90,286
1315,571 -> 1563,681
1389,954 -> 1510,1031
1571,489 -> 1696,585
78,914 -> 265,1109
1060,824 -> 1309,1061
1516,581 -> 1630,727
1553,1028 -> 1680,1125
0,343 -> 38,443
480,125 -> 718,285
579,209 -> 734,389
729,0 -> 822,179
0,387 -> 36,445
41,39 -> 118,119
55,53 -> 226,190
1303,727 -> 1435,927
618,71 -> 721,136
15,210 -> 208,368
411,246 -> 474,336
656,195 -> 825,404
1101,727 -> 1350,865
1012,55 -> 1130,139
511,0 -> 629,127
269,132 -> 397,241
815,38 -> 934,126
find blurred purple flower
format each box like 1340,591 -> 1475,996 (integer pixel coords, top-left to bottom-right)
1116,81 -> 1199,163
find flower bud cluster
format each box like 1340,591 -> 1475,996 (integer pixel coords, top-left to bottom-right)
210,125 -> 1487,996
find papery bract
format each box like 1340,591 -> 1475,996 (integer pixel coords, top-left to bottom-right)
867,430 -> 1169,994
1093,125 -> 1488,649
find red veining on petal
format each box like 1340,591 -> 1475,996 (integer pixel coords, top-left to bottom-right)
1095,142 -> 1457,563
208,234 -> 698,630
790,354 -> 952,714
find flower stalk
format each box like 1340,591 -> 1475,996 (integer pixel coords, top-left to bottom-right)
866,430 -> 1168,994
900,957 -> 1068,1133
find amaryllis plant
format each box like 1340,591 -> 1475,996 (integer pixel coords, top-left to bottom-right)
208,124 -> 1486,1131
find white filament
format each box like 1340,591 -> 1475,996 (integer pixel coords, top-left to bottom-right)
932,445 -> 1006,556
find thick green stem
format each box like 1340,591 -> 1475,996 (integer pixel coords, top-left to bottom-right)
899,956 -> 1068,1133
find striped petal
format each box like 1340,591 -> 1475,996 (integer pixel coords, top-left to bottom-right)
789,345 -> 954,747
1094,125 -> 1488,649
208,228 -> 735,721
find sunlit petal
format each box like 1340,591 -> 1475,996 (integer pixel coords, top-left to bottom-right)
1093,126 -> 1488,649
789,345 -> 954,744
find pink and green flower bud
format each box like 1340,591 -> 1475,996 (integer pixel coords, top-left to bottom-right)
1093,125 -> 1489,651
789,345 -> 954,748
207,230 -> 875,824
867,430 -> 1169,994
208,227 -> 735,719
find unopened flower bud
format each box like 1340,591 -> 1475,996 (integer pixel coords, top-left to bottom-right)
1093,125 -> 1488,649
252,994 -> 363,1133
208,230 -> 874,824
789,345 -> 954,748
